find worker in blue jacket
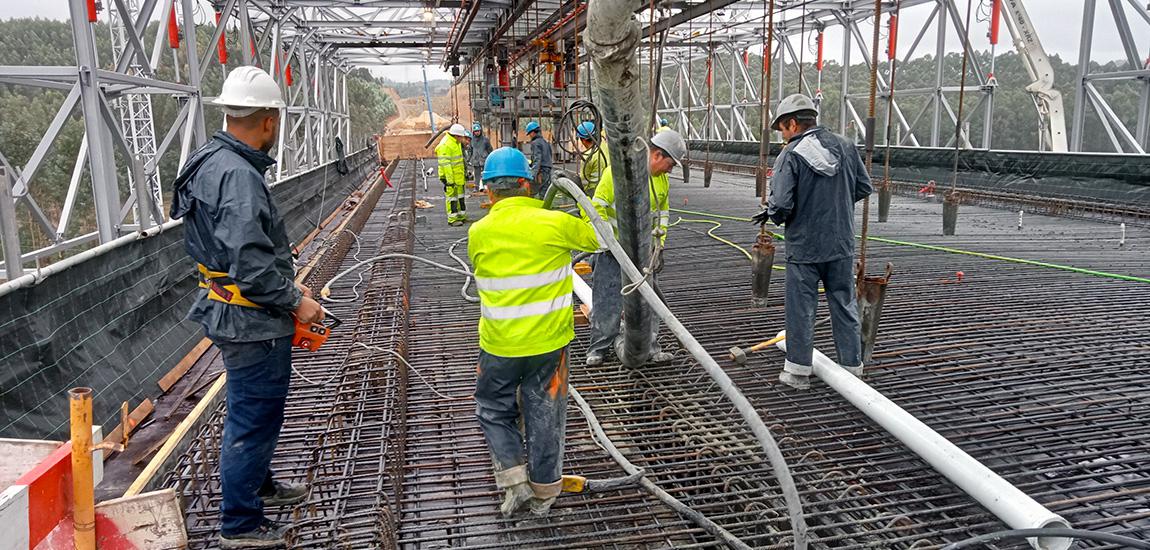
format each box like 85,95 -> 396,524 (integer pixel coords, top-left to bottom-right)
753,94 -> 873,390
170,66 -> 323,549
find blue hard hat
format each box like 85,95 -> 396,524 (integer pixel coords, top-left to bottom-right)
576,121 -> 595,139
472,122 -> 482,132
525,121 -> 541,134
660,117 -> 669,126
483,147 -> 532,181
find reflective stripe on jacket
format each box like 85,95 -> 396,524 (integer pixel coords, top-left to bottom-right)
583,166 -> 670,246
468,196 -> 600,357
436,133 -> 466,185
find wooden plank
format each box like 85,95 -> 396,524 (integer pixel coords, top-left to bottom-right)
124,375 -> 226,497
100,400 -> 154,458
156,338 -> 211,392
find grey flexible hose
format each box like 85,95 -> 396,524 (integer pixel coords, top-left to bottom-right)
570,387 -> 753,550
553,174 -> 810,549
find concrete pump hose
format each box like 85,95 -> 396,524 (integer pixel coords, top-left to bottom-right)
553,175 -> 810,549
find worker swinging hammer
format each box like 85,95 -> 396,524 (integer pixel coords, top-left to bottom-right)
170,66 -> 319,548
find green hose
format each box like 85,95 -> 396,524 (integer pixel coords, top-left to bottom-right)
669,208 -> 1149,284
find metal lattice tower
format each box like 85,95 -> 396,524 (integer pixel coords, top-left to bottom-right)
107,0 -> 164,226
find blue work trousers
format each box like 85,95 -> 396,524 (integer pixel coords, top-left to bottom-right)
474,347 -> 569,487
216,335 -> 293,536
784,258 -> 863,368
588,252 -> 662,358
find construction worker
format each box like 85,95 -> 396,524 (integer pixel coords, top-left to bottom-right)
584,130 -> 685,367
467,122 -> 493,190
656,117 -> 671,132
752,93 -> 872,390
468,147 -> 601,518
438,123 -> 472,226
577,121 -> 609,196
169,66 -> 321,548
525,120 -> 553,198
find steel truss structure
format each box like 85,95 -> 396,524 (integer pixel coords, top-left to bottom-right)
1,0 -> 1146,278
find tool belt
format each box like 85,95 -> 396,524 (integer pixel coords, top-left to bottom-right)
197,263 -> 262,308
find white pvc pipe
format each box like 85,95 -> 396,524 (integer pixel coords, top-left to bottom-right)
775,333 -> 1071,550
572,272 -> 593,308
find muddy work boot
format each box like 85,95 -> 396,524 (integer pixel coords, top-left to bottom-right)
528,479 -> 562,517
778,360 -> 814,390
495,465 -> 534,518
219,519 -> 289,549
585,350 -> 604,366
258,480 -> 308,507
650,351 -> 675,364
841,364 -> 865,378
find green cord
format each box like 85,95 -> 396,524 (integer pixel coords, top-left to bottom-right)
669,208 -> 1148,284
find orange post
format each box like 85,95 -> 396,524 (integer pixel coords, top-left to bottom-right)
69,387 -> 96,550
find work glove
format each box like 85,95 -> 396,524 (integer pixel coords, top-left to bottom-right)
440,176 -> 448,192
750,209 -> 772,226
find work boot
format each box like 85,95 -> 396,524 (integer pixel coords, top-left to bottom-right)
500,484 -> 534,518
259,480 -> 308,507
778,371 -> 811,390
219,519 -> 289,549
528,479 -> 562,517
651,351 -> 675,364
585,351 -> 604,366
529,497 -> 556,517
779,360 -> 813,390
841,364 -> 865,378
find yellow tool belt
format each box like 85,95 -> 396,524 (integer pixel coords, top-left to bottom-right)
197,263 -> 262,308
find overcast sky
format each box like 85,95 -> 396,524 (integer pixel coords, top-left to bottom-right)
2,0 -> 1145,82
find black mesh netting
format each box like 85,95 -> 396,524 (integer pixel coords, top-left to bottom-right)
0,149 -> 375,439
687,140 -> 1150,208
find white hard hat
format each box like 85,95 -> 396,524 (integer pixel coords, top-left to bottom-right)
448,123 -> 469,138
650,129 -> 686,165
770,93 -> 818,130
213,66 -> 286,116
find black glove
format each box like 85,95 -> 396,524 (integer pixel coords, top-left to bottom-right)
440,176 -> 448,191
751,209 -> 772,226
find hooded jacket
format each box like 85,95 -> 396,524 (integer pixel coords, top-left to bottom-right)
170,131 -> 302,343
766,126 -> 872,264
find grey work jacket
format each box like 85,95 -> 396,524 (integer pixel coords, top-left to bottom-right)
529,134 -> 553,179
468,135 -> 493,169
766,126 -> 873,264
170,131 -> 302,343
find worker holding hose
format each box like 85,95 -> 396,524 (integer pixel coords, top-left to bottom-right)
583,130 -> 686,367
438,123 -> 472,226
577,121 -> 610,196
170,66 -> 321,548
468,147 -> 602,518
752,94 -> 872,390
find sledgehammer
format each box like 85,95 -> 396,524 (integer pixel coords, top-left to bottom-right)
729,317 -> 830,364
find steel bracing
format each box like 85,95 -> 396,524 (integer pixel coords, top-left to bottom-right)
1,0 -> 1148,277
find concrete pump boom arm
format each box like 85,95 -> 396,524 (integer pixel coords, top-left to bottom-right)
1000,0 -> 1069,151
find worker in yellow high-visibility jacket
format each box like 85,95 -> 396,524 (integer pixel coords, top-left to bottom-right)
437,124 -> 471,225
468,147 -> 601,519
576,121 -> 609,196
583,130 -> 685,367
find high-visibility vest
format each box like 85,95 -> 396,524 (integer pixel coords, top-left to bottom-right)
435,134 -> 466,185
580,141 -> 610,192
468,196 -> 601,357
584,166 -> 670,245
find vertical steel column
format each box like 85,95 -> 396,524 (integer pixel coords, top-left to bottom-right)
180,0 -> 207,146
69,0 -> 121,243
585,0 -> 653,367
840,18 -> 851,135
931,0 -> 947,147
1071,0 -> 1096,152
1106,0 -> 1150,149
0,167 -> 23,280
